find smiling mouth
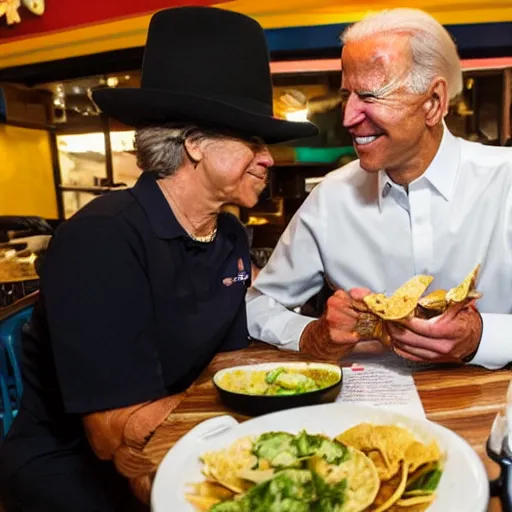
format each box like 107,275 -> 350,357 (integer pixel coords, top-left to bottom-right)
247,171 -> 267,181
353,135 -> 382,146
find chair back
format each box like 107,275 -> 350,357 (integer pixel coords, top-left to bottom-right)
0,306 -> 33,403
0,304 -> 33,439
0,370 -> 13,439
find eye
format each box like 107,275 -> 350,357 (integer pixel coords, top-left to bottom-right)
246,136 -> 266,151
339,90 -> 350,101
339,90 -> 350,108
358,93 -> 377,102
250,136 -> 265,146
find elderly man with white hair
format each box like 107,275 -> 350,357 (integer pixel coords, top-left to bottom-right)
247,8 -> 512,369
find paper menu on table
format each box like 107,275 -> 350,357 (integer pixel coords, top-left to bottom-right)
336,363 -> 426,419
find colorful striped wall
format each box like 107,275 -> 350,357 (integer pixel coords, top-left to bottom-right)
0,0 -> 511,70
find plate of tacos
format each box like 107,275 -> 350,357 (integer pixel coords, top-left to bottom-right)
151,403 -> 488,512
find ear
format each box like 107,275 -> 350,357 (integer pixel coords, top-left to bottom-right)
183,137 -> 203,166
423,77 -> 448,127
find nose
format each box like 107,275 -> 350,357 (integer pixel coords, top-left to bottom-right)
342,93 -> 366,128
257,146 -> 274,168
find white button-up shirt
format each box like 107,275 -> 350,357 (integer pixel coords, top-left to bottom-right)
246,127 -> 512,369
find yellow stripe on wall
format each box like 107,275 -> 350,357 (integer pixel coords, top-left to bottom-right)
0,125 -> 58,219
0,2 -> 511,70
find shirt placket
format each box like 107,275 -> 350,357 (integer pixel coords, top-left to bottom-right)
408,184 -> 433,274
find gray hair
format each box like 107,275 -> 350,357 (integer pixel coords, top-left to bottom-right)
341,8 -> 463,101
134,125 -> 208,178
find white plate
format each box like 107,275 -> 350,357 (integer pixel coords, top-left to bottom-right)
151,403 -> 489,512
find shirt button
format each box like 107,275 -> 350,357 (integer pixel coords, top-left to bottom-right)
382,183 -> 391,198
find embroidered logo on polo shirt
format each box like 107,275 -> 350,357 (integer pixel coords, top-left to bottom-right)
223,258 -> 249,287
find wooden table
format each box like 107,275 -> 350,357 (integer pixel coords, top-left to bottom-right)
145,342 -> 512,511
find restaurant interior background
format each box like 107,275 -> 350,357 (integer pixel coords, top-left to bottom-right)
0,0 -> 511,250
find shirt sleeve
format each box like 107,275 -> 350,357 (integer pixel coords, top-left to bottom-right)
41,216 -> 167,414
246,186 -> 326,350
470,314 -> 512,369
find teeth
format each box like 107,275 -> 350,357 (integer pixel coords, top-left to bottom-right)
355,136 -> 378,145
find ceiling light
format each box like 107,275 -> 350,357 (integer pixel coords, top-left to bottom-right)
285,109 -> 309,122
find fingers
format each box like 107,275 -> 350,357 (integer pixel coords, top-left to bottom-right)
327,294 -> 360,320
392,341 -> 445,361
330,329 -> 360,344
439,299 -> 476,322
387,323 -> 454,355
400,303 -> 477,339
328,306 -> 360,321
392,344 -> 435,363
349,287 -> 372,301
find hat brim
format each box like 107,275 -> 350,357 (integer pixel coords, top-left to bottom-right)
92,88 -> 318,144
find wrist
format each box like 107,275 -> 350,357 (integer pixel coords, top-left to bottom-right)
461,308 -> 483,363
299,318 -> 336,360
299,319 -> 321,353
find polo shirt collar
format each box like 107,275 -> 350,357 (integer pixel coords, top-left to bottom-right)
131,172 -> 186,239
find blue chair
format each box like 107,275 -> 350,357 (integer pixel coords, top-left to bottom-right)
0,305 -> 33,439
0,368 -> 13,438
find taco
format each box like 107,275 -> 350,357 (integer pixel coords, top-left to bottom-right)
363,275 -> 434,321
417,265 -> 481,318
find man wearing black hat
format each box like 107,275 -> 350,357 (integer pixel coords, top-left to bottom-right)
0,6 -> 317,512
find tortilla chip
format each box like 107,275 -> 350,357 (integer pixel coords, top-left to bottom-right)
237,468 -> 275,484
388,501 -> 432,512
364,275 -> 433,321
367,449 -> 400,481
336,423 -> 376,452
185,482 -> 234,511
187,482 -> 234,500
395,495 -> 435,507
200,436 -> 257,493
445,264 -> 481,304
417,289 -> 448,317
373,462 -> 409,512
405,442 -> 442,473
403,490 -> 434,497
309,446 -> 380,512
336,424 -> 416,481
185,494 -> 221,511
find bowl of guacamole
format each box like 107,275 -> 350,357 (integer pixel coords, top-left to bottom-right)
213,362 -> 342,416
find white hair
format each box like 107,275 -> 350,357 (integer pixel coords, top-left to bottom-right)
341,8 -> 463,100
134,125 -> 210,178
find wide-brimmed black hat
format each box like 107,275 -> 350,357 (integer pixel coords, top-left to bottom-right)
92,6 -> 318,144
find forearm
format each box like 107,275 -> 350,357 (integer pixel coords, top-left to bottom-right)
82,394 -> 188,503
83,402 -> 149,460
246,287 -> 316,350
299,318 -> 356,360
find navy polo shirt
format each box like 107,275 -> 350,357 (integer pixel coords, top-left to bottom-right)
0,172 -> 251,507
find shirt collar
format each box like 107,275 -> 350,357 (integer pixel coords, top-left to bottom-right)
130,172 -> 187,239
421,124 -> 460,200
377,124 -> 460,210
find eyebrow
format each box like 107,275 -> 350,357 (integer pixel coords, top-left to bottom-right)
340,80 -> 399,98
339,88 -> 380,97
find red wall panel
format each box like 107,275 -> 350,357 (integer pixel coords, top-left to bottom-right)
0,0 -> 226,41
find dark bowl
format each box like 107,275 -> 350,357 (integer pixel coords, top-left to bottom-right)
213,362 -> 342,416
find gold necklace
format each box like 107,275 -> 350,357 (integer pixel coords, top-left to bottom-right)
159,182 -> 217,243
